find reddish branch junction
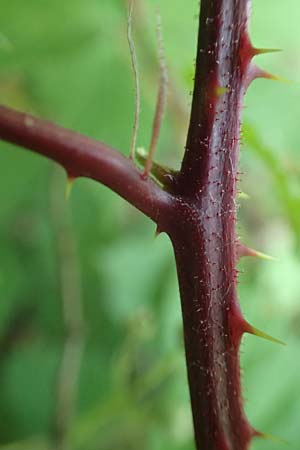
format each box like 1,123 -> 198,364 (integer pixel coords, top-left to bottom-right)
0,1 -> 282,449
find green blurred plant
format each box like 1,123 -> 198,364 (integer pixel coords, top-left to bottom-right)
0,1 -> 300,450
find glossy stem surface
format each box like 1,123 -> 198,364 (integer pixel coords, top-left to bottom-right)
0,106 -> 172,224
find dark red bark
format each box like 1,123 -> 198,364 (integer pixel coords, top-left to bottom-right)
165,1 -> 258,449
0,1 -> 265,449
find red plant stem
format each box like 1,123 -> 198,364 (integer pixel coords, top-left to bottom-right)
0,1 -> 263,449
166,1 -> 257,449
0,106 -> 172,224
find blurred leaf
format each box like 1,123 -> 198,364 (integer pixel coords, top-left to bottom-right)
244,123 -> 300,242
1,1 -> 300,450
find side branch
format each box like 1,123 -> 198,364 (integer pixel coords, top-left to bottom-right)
0,105 -> 172,224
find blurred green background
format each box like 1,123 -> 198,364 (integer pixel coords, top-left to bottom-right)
0,1 -> 300,449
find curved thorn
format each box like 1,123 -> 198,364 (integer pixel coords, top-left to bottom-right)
245,323 -> 286,346
155,225 -> 162,238
252,66 -> 276,81
253,47 -> 282,56
257,430 -> 289,445
65,175 -> 75,200
236,242 -> 278,261
268,74 -> 293,84
246,64 -> 293,90
251,249 -> 278,262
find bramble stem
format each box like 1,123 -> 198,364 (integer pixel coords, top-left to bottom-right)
0,1 -> 267,449
0,105 -> 172,224
167,1 -> 257,449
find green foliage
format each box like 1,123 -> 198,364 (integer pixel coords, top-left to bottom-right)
0,1 -> 299,449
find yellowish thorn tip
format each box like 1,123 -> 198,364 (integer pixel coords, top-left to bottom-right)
249,325 -> 286,346
65,178 -> 74,200
238,191 -> 250,200
259,432 -> 289,445
237,242 -> 278,261
268,73 -> 292,84
251,66 -> 293,85
254,48 -> 282,55
253,249 -> 279,262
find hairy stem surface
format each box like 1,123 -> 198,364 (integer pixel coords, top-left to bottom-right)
166,1 -> 259,449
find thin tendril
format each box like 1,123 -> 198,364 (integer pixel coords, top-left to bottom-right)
143,10 -> 168,178
127,2 -> 140,160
